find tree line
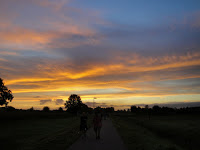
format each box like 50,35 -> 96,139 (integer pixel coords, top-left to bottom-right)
129,105 -> 200,115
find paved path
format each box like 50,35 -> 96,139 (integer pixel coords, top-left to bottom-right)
67,118 -> 127,150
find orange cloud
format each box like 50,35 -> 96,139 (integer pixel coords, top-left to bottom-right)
0,19 -> 102,50
6,78 -> 56,85
34,0 -> 70,11
0,28 -> 53,50
0,0 -> 102,50
0,51 -> 19,56
4,51 -> 200,87
47,52 -> 200,80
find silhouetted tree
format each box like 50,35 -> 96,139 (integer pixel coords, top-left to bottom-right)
129,104 -> 200,115
131,105 -> 137,113
144,105 -> 151,120
0,78 -> 14,107
137,106 -> 141,112
28,107 -> 34,111
58,107 -> 63,112
94,106 -> 102,113
43,106 -> 50,112
152,105 -> 161,113
105,107 -> 114,113
80,103 -> 89,112
64,94 -> 83,113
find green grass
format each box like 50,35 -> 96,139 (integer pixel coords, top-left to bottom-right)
112,113 -> 200,150
132,114 -> 200,150
1,114 -> 92,150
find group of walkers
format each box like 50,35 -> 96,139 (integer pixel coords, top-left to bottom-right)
80,111 -> 106,139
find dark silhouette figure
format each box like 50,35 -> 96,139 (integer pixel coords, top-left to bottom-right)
93,112 -> 102,139
0,78 -> 14,107
80,112 -> 88,138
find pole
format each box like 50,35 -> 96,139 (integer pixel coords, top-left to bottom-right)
93,97 -> 97,109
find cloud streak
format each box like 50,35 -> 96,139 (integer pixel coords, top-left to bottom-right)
40,99 -> 52,105
1,52 -> 199,100
39,99 -> 64,105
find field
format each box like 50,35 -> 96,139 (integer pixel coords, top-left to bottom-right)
0,111 -> 91,150
112,113 -> 200,150
1,111 -> 200,150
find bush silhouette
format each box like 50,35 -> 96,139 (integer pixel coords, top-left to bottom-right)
43,106 -> 50,112
58,107 -> 63,112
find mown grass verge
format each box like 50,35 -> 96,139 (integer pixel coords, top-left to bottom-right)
1,113 -> 93,150
112,113 -> 183,150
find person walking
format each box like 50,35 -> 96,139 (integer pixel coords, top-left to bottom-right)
93,112 -> 102,139
80,112 -> 88,138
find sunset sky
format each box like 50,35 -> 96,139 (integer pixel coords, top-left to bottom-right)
0,0 -> 200,110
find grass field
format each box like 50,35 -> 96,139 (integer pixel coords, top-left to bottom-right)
0,112 -> 92,150
112,113 -> 200,150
